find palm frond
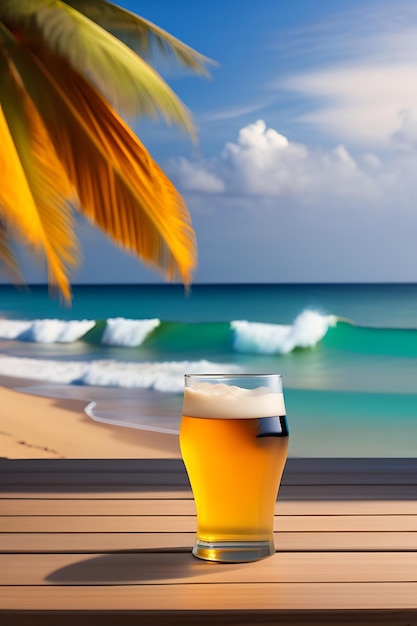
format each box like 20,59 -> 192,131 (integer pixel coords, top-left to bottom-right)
0,30 -> 78,302
0,101 -> 41,245
0,0 -> 196,133
0,220 -> 23,283
0,98 -> 47,284
6,37 -> 196,284
62,0 -> 214,76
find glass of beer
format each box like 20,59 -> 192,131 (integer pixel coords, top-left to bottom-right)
180,374 -> 288,563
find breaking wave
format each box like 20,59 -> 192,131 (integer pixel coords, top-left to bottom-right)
0,356 -> 240,393
0,309 -> 336,354
231,310 -> 338,354
2,309 -> 415,359
0,319 -> 96,343
101,318 -> 160,347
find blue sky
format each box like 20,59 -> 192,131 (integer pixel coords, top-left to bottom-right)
12,0 -> 417,283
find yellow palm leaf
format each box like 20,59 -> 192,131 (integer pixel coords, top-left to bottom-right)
62,0 -> 214,76
0,220 -> 22,283
0,42 -> 78,302
0,99 -> 48,285
7,39 -> 196,284
0,103 -> 41,243
0,0 -> 198,133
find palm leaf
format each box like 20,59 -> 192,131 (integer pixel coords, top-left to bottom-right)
6,36 -> 196,284
62,0 -> 214,76
0,25 -> 79,302
0,0 -> 196,132
0,103 -> 28,207
0,98 -> 48,285
0,220 -> 22,283
0,101 -> 42,245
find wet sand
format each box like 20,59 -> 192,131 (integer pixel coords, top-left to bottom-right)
0,376 -> 180,459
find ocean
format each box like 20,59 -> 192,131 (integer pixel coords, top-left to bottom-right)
0,282 -> 416,458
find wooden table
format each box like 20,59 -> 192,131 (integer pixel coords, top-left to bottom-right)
1,457 -> 417,625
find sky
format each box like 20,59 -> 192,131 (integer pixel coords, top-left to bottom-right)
10,0 -> 417,284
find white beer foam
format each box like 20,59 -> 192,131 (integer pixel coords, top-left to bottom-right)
183,382 -> 286,419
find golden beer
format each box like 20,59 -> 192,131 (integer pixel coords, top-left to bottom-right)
180,374 -> 288,563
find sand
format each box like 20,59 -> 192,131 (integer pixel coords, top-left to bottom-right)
0,377 -> 181,459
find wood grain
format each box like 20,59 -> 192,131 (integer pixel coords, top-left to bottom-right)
1,457 -> 417,622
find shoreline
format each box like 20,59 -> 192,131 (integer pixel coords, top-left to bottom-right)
0,376 -> 181,459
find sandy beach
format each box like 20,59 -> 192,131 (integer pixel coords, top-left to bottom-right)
0,376 -> 181,460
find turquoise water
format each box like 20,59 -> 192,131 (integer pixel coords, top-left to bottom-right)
0,283 -> 416,457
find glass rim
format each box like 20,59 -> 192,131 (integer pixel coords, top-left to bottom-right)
184,373 -> 282,379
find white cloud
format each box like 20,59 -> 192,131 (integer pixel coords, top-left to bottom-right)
168,157 -> 225,193
269,2 -> 417,147
392,109 -> 417,147
272,7 -> 417,68
281,65 -> 417,146
168,120 -> 383,203
200,103 -> 265,123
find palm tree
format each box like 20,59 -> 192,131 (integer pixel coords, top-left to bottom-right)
0,0 -> 211,302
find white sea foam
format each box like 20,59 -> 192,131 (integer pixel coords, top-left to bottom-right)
84,402 -> 181,435
101,317 -> 160,347
0,320 -> 32,339
231,310 -> 337,355
0,319 -> 95,343
0,356 -> 241,393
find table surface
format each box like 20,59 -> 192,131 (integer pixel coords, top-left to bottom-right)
1,457 -> 417,625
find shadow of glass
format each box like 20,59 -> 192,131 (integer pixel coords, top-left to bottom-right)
45,552 -> 244,584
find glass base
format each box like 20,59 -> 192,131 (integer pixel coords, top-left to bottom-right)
192,538 -> 275,563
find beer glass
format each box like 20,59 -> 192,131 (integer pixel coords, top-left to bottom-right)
180,374 -> 288,563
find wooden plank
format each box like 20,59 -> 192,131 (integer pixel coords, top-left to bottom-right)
286,458 -> 417,475
0,489 -> 193,499
0,498 -> 197,516
2,552 -> 417,586
3,498 -> 417,516
3,470 -> 417,488
2,457 -> 417,623
274,532 -> 417,552
1,582 -> 417,610
279,500 -> 417,515
278,515 -> 417,532
2,458 -> 417,488
2,457 -> 416,475
0,532 -> 193,553
2,484 -> 417,500
2,514 -> 417,533
2,530 -> 417,554
0,515 -> 196,533
280,485 -> 417,499
1,608 -> 416,626
0,472 -> 190,487
283,472 -> 417,486
0,459 -> 186,473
